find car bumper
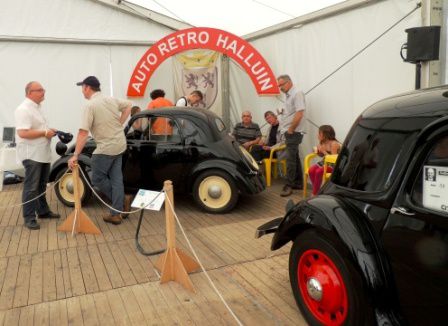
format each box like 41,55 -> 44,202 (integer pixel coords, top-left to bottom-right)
255,217 -> 283,239
237,172 -> 266,195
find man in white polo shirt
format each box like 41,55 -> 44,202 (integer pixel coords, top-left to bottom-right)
68,76 -> 132,225
15,81 -> 59,230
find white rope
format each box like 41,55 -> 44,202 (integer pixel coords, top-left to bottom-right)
78,167 -> 160,214
78,168 -> 242,325
0,168 -> 70,210
165,195 -> 244,326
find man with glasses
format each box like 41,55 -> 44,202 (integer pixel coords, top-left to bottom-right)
277,74 -> 306,197
15,81 -> 59,230
232,111 -> 262,150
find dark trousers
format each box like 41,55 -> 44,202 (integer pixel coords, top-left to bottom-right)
22,160 -> 51,222
285,132 -> 303,187
250,145 -> 271,162
91,154 -> 124,216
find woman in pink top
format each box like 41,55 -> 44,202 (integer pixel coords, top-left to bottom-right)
308,125 -> 341,195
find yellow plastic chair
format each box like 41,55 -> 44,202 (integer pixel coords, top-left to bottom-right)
323,154 -> 338,183
303,153 -> 338,197
263,144 -> 286,187
303,152 -> 318,197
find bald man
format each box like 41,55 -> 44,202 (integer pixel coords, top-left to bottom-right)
15,81 -> 59,230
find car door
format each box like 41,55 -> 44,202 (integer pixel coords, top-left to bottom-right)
123,114 -> 190,192
382,130 -> 448,325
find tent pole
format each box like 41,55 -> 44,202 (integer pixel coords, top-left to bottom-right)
221,55 -> 231,131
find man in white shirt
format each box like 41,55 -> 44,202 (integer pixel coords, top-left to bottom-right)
175,90 -> 203,107
15,81 -> 59,230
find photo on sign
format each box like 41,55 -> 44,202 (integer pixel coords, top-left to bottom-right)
422,165 -> 448,213
425,167 -> 437,182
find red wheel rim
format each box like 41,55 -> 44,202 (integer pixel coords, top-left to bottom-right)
297,249 -> 348,326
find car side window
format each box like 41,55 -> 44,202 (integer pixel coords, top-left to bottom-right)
148,117 -> 181,143
126,116 -> 145,140
181,119 -> 208,145
411,134 -> 448,214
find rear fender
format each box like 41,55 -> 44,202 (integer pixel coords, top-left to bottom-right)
272,195 -> 389,292
188,160 -> 257,192
272,195 -> 401,323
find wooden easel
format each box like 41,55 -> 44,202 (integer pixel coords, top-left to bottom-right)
155,180 -> 199,292
57,163 -> 101,235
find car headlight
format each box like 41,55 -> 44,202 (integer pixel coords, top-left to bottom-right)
239,145 -> 259,171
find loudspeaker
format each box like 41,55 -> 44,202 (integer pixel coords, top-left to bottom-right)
405,26 -> 441,62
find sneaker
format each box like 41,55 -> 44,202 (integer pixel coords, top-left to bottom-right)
25,219 -> 40,230
38,211 -> 60,219
103,214 -> 122,225
280,185 -> 293,197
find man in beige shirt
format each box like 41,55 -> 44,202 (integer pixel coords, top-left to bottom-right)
68,76 -> 131,225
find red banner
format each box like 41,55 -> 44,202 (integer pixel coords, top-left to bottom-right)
127,27 -> 279,97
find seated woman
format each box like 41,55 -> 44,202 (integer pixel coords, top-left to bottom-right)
309,125 -> 341,195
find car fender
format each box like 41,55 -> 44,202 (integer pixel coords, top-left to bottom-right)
272,196 -> 396,308
49,154 -> 92,182
188,159 -> 258,193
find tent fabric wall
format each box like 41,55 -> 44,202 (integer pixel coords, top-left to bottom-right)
0,0 -> 177,161
0,0 -> 175,42
229,0 -> 421,156
0,42 -> 174,157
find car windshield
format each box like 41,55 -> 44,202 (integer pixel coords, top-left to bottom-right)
332,117 -> 417,192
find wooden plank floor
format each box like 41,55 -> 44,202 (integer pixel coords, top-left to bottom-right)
0,179 -> 308,325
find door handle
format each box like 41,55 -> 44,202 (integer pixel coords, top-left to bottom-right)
390,206 -> 415,216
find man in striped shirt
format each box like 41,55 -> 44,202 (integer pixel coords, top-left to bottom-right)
232,111 -> 262,150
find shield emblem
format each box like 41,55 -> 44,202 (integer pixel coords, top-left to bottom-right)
181,67 -> 218,109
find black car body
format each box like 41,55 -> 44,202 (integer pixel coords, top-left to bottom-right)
257,86 -> 448,325
50,108 -> 265,213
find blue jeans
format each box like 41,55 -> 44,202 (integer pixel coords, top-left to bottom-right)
22,160 -> 51,222
91,154 -> 124,216
285,132 -> 303,188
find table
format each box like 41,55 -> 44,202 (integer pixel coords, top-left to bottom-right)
0,145 -> 23,191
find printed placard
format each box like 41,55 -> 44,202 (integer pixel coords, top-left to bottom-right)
131,189 -> 165,211
422,165 -> 448,213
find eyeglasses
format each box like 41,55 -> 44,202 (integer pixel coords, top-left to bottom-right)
30,88 -> 45,93
242,115 -> 251,117
278,81 -> 288,88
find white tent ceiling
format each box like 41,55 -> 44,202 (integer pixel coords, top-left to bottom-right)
0,0 -> 443,162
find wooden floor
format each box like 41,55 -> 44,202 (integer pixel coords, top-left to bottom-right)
0,179 -> 308,325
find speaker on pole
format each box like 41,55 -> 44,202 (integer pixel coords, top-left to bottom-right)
404,26 -> 441,63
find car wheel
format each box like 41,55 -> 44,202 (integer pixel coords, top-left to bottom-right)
192,169 -> 238,213
289,230 -> 368,326
54,167 -> 92,207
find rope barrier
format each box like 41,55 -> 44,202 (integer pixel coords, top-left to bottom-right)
78,167 -> 155,215
80,169 -> 243,324
1,165 -> 244,324
165,195 -> 244,326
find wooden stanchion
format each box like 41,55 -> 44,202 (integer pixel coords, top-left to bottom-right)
155,180 -> 199,292
57,163 -> 101,235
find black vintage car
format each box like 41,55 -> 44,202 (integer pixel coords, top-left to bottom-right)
49,108 -> 265,213
257,86 -> 448,325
